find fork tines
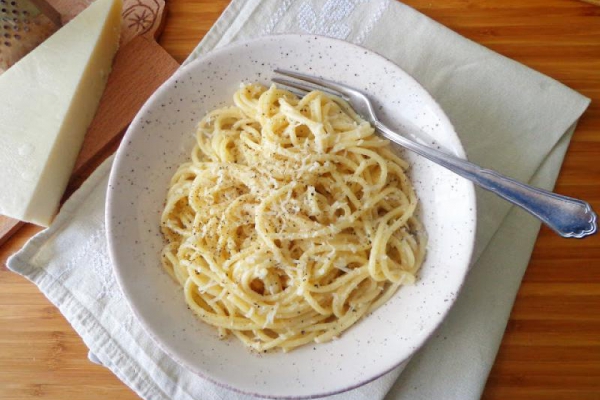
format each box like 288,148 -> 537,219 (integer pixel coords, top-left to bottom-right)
272,69 -> 350,100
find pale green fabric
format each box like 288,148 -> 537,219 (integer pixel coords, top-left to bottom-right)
8,1 -> 589,399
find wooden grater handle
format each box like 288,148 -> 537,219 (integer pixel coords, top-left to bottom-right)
27,0 -> 62,26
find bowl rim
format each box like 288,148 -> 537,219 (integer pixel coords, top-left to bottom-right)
106,33 -> 477,399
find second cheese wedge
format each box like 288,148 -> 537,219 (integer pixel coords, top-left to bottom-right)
0,0 -> 122,226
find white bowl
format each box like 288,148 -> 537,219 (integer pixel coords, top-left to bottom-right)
106,34 -> 476,399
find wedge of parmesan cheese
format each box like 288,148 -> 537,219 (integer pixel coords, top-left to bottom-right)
0,0 -> 122,226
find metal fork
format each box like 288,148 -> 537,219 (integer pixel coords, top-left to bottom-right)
273,69 -> 597,238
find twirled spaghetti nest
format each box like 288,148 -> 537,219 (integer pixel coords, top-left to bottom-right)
161,84 -> 426,352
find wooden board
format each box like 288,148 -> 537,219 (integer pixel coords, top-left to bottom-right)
0,0 -> 599,399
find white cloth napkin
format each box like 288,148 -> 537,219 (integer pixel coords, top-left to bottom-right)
8,1 -> 590,399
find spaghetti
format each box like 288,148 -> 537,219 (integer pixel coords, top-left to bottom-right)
161,84 -> 426,352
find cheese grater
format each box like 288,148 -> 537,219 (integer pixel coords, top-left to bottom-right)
0,0 -> 61,73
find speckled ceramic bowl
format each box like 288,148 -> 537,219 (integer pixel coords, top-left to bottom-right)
106,34 -> 476,399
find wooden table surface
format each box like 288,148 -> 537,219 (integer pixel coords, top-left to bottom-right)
1,0 -> 599,399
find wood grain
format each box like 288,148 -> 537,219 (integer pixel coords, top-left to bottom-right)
28,0 -> 62,26
0,0 -> 598,399
580,0 -> 600,6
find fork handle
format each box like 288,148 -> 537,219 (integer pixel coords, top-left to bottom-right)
375,122 -> 597,238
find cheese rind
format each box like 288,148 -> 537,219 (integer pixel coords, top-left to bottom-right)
0,0 -> 122,226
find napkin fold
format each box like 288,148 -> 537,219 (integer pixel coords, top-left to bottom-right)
8,1 -> 590,399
